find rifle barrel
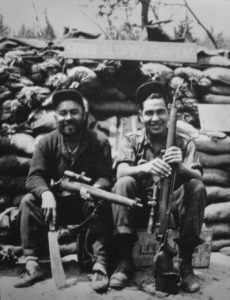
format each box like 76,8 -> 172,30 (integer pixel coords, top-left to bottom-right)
60,180 -> 142,208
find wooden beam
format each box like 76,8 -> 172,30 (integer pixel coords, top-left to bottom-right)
63,39 -> 197,63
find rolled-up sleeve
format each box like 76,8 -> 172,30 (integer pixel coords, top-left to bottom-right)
115,135 -> 136,169
184,139 -> 203,175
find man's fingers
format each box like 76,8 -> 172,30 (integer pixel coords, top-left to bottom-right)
45,209 -> 51,224
153,160 -> 171,174
52,208 -> 57,225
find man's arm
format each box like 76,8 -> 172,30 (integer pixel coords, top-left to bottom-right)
26,138 -> 51,198
163,141 -> 203,181
26,137 -> 57,224
178,162 -> 202,181
92,137 -> 113,190
117,159 -> 171,179
116,133 -> 171,180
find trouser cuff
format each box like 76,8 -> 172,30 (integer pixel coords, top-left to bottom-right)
25,256 -> 39,263
113,226 -> 134,236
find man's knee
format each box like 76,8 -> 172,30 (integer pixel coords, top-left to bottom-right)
19,193 -> 37,211
113,176 -> 137,194
186,179 -> 207,205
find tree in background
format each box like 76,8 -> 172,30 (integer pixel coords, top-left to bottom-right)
97,0 -> 138,39
42,8 -> 56,40
15,9 -> 56,40
198,27 -> 230,50
0,15 -> 11,37
174,14 -> 197,43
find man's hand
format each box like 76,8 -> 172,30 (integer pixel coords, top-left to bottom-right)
140,158 -> 172,178
41,191 -> 57,225
163,146 -> 183,165
80,187 -> 93,201
80,187 -> 95,209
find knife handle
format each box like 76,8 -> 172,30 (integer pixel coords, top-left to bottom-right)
49,220 -> 56,231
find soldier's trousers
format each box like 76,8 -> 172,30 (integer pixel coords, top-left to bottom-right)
112,176 -> 206,253
18,193 -> 112,265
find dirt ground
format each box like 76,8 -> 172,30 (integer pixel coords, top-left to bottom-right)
1,252 -> 230,300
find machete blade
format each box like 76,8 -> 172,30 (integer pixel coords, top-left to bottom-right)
48,229 -> 66,289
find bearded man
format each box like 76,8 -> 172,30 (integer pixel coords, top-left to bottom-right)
15,89 -> 113,292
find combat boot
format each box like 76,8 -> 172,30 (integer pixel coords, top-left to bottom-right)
180,260 -> 200,293
109,234 -> 133,289
14,259 -> 44,288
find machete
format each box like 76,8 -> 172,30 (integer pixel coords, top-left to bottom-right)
48,222 -> 66,289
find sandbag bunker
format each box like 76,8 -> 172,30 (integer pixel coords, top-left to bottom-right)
0,37 -> 230,260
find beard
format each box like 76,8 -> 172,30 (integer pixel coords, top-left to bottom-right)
58,119 -> 85,137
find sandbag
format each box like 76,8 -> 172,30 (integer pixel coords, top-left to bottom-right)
31,58 -> 62,82
176,120 -> 199,139
45,73 -> 68,89
211,239 -> 230,252
197,77 -> 212,87
209,84 -> 230,96
1,99 -> 30,124
7,75 -> 34,91
99,87 -> 129,102
206,186 -> 230,204
10,133 -> 35,156
0,134 -> 34,156
203,67 -> 230,85
194,133 -> 230,154
174,67 -> 203,83
0,155 -> 31,176
204,202 -> 230,223
141,63 -> 173,84
17,86 -> 51,109
202,93 -> 230,104
0,86 -> 12,102
203,168 -> 230,187
28,109 -> 57,135
198,152 -> 230,168
0,176 -> 27,193
206,223 -> 230,239
198,55 -> 230,67
67,66 -> 102,96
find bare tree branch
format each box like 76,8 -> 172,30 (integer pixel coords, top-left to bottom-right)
139,0 -> 151,27
154,1 -> 184,7
184,0 -> 218,49
148,19 -> 172,26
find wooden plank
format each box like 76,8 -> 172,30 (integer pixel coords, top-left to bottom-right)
133,228 -> 212,268
198,104 -> 230,132
63,39 -> 197,63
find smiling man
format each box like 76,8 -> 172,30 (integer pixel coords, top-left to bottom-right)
110,82 -> 206,293
14,89 -> 113,292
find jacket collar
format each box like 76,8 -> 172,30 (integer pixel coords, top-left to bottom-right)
58,128 -> 89,163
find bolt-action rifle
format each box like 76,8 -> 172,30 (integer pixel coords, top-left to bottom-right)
58,170 -> 142,208
153,84 -> 184,295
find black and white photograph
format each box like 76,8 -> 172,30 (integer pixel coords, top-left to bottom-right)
0,0 -> 230,299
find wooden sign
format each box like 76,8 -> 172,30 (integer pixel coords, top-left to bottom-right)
63,39 -> 197,63
198,104 -> 230,132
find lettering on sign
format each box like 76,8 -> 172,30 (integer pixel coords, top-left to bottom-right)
64,39 -> 197,63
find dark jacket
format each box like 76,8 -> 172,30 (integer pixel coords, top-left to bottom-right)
26,129 -> 113,199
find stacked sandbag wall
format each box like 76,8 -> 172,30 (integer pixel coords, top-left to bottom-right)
193,133 -> 230,252
1,38 -> 230,255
